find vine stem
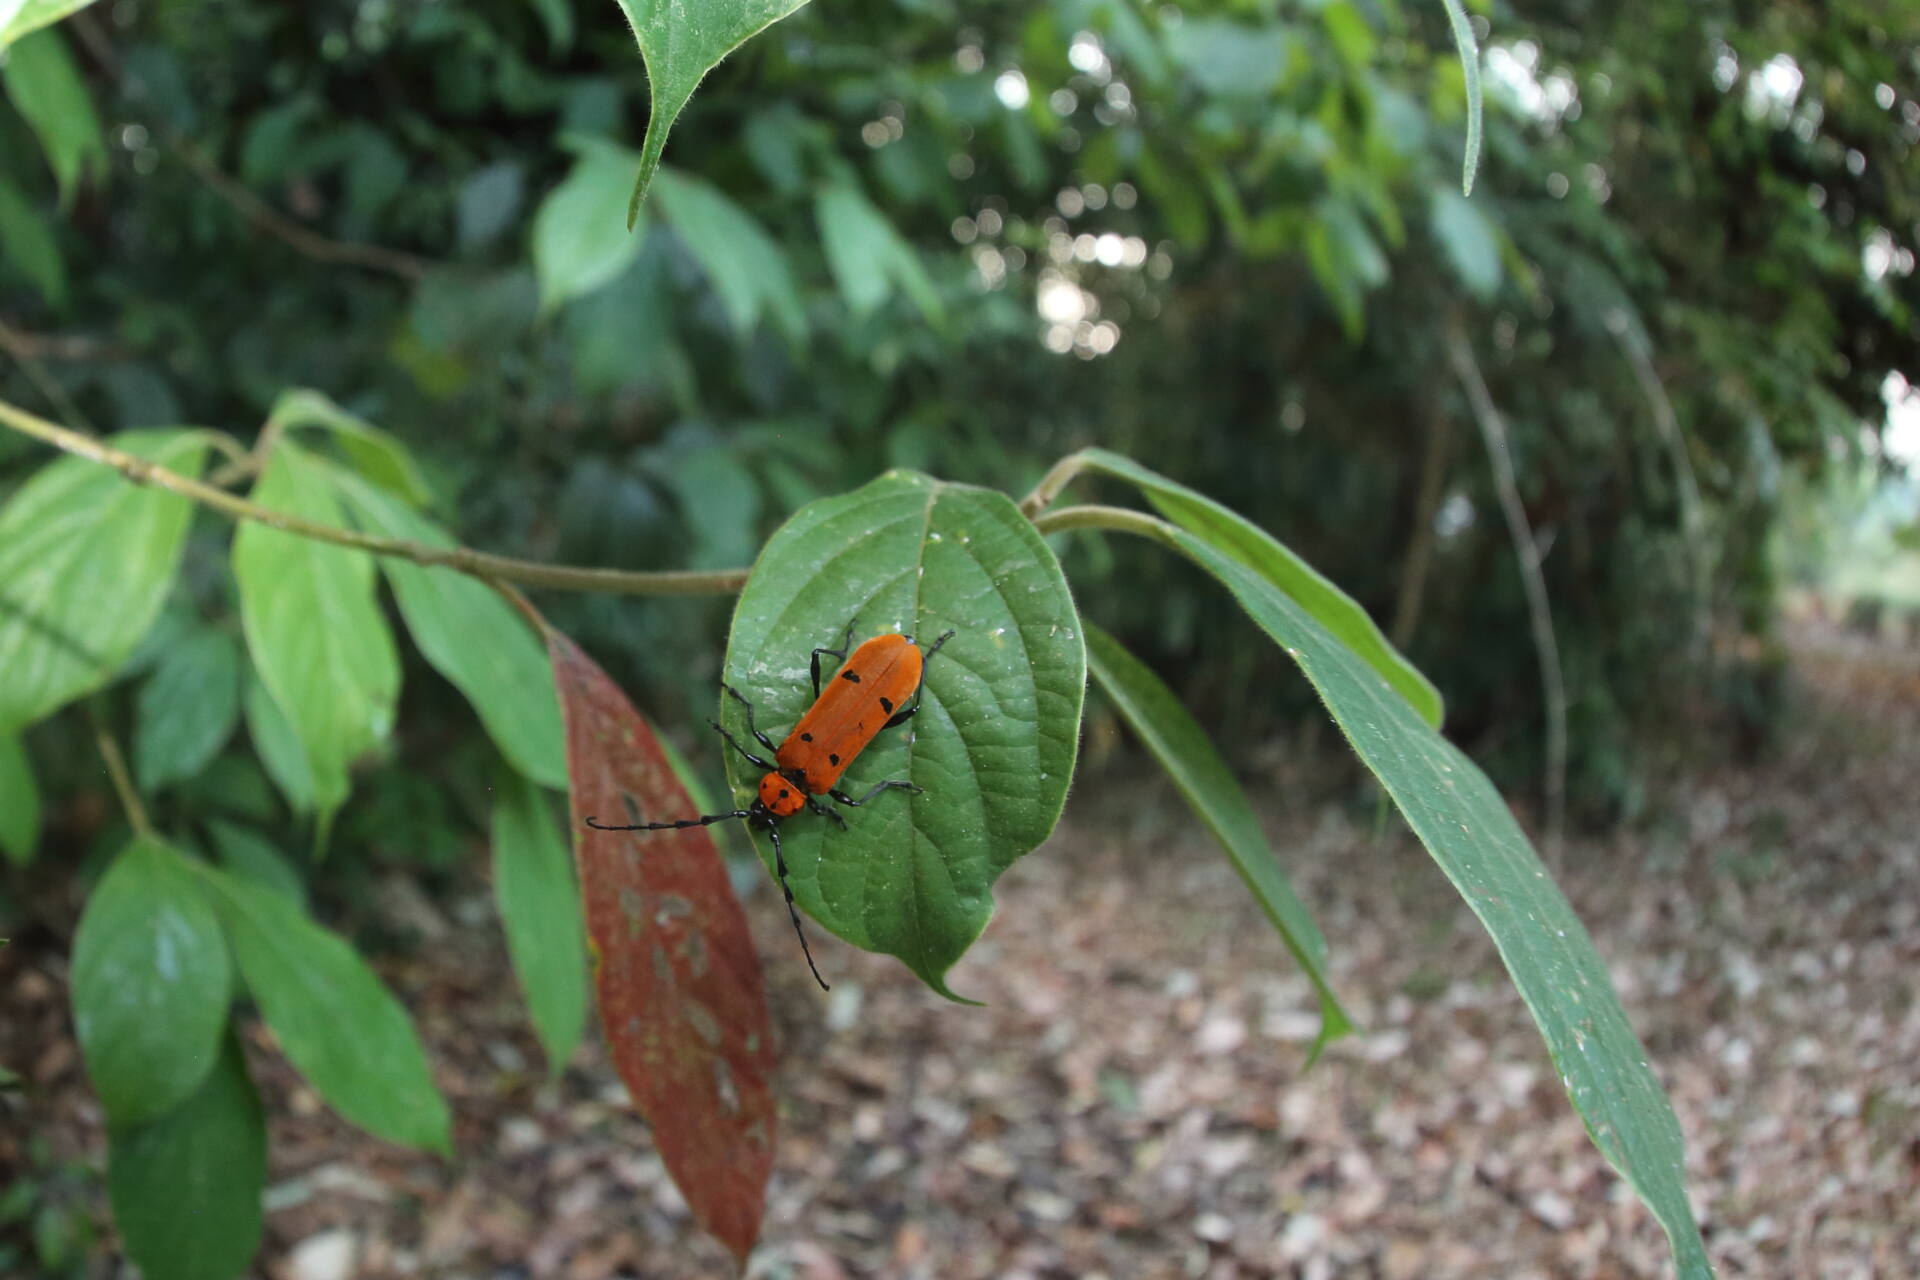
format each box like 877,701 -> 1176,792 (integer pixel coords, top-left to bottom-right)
0,395 -> 748,597
1019,453 -> 1093,517
0,393 -> 1165,604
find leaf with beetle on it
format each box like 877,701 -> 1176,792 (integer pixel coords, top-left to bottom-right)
720,470 -> 1085,1000
548,623 -> 776,1265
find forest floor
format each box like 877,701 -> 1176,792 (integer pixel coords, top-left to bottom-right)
7,621 -> 1919,1280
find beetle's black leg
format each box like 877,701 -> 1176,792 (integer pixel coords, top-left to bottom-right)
709,720 -> 776,773
762,817 -> 829,991
720,684 -> 782,757
829,778 -> 924,807
886,629 -> 957,728
804,794 -> 849,829
810,615 -> 859,700
586,809 -> 755,831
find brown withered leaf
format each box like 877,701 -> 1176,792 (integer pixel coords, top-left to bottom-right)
546,627 -> 777,1267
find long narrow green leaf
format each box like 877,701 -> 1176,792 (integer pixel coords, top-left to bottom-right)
71,837 -> 232,1127
106,1024 -> 265,1280
232,439 -> 400,815
190,861 -> 451,1154
268,389 -> 434,508
491,768 -> 588,1075
1073,448 -> 1443,727
1085,624 -> 1351,1058
1438,0 -> 1483,196
1136,516 -> 1710,1279
0,26 -> 105,204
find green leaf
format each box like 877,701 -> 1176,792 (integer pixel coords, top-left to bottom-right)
1429,187 -> 1502,298
652,166 -> 806,343
107,1025 -> 265,1280
1439,0 -> 1483,196
722,471 -> 1085,997
491,768 -> 587,1075
232,439 -> 401,815
815,183 -> 945,326
242,674 -> 316,814
0,169 -> 65,305
0,430 -> 208,733
608,0 -> 815,223
71,837 -> 232,1127
533,136 -> 649,315
0,0 -> 105,49
331,467 -> 568,788
1083,624 -> 1351,1059
206,820 -> 307,909
524,0 -> 573,53
269,389 -> 433,508
0,731 -> 39,865
1165,19 -> 1293,98
190,861 -> 451,1153
0,27 -> 106,207
134,627 -> 242,792
1073,449 -> 1443,728
1149,521 -> 1711,1280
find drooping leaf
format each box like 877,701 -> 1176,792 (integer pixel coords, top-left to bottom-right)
652,166 -> 806,343
491,767 -> 588,1075
134,626 -> 242,792
533,135 -> 649,314
242,673 -> 316,814
190,861 -> 452,1153
0,169 -> 65,305
0,430 -> 207,733
1084,624 -> 1351,1059
815,183 -> 945,325
1074,449 -> 1442,727
0,730 -> 39,865
106,1025 -> 265,1280
0,27 -> 106,206
331,467 -> 568,788
1439,0 -> 1483,196
206,819 -> 307,909
71,837 -> 232,1127
268,389 -> 433,508
722,471 -> 1085,998
0,0 -> 105,49
547,626 -> 776,1265
232,439 -> 401,815
1142,518 -> 1711,1280
608,0 -> 815,222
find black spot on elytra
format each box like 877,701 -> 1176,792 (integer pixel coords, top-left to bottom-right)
778,788 -> 790,799
878,696 -> 894,713
828,753 -> 840,766
841,669 -> 861,683
800,732 -> 813,742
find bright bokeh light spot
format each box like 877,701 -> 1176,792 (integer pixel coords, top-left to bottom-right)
1885,372 -> 1920,474
1037,273 -> 1089,325
1068,32 -> 1107,76
994,70 -> 1029,109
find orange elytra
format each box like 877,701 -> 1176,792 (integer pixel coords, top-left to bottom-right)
588,620 -> 955,989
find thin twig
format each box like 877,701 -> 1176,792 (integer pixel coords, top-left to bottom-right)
1446,324 -> 1566,856
91,712 -> 152,838
1390,404 -> 1455,651
0,394 -> 749,596
1031,502 -> 1178,544
1610,312 -> 1712,664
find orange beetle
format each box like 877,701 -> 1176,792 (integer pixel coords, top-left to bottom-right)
589,621 -> 954,989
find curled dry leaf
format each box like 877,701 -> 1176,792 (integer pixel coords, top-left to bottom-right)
546,627 -> 777,1266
